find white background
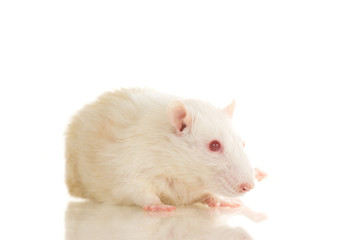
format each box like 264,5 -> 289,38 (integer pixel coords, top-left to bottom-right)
0,0 -> 359,239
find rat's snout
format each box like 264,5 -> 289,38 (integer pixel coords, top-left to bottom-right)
237,183 -> 253,193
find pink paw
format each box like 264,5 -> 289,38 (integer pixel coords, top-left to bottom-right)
204,197 -> 241,208
218,200 -> 241,208
255,168 -> 267,182
143,203 -> 176,212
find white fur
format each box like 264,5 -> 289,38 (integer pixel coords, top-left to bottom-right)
65,88 -> 254,208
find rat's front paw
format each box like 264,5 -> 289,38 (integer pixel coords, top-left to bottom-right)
143,203 -> 176,212
255,168 -> 267,182
204,196 -> 242,208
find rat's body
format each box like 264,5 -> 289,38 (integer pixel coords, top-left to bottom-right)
66,88 -> 257,211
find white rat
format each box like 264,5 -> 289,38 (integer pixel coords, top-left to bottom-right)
66,88 -> 265,212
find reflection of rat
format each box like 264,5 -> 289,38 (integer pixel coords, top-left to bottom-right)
66,202 -> 255,240
66,88 -> 264,212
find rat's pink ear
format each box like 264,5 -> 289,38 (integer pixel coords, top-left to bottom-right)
223,100 -> 236,118
167,100 -> 192,135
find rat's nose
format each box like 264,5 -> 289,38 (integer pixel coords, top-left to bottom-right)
237,183 -> 253,193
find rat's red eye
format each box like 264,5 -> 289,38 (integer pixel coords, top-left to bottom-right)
209,140 -> 222,152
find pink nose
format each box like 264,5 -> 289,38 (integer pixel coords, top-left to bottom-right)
238,183 -> 253,193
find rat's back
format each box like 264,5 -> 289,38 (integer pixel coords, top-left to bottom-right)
65,88 -> 170,202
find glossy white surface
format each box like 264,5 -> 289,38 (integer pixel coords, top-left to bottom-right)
63,172 -> 359,240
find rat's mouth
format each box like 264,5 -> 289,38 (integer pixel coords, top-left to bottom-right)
220,177 -> 243,197
212,170 -> 247,197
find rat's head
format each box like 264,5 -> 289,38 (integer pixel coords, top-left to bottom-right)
167,99 -> 254,197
